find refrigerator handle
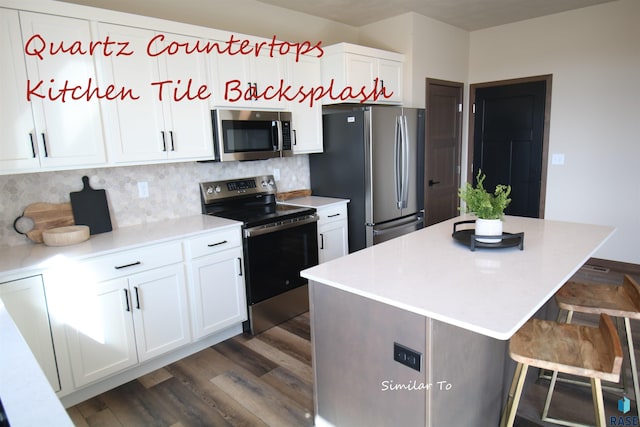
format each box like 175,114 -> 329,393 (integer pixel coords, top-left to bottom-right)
394,115 -> 403,209
400,115 -> 410,209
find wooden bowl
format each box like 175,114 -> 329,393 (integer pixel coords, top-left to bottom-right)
42,225 -> 90,246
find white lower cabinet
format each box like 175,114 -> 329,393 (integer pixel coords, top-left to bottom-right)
317,203 -> 349,263
60,246 -> 191,388
0,275 -> 60,391
4,223 -> 246,400
189,247 -> 246,339
318,219 -> 349,263
186,229 -> 247,340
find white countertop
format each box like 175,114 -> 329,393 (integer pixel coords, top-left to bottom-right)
0,215 -> 241,278
0,300 -> 73,427
282,196 -> 349,209
301,215 -> 615,340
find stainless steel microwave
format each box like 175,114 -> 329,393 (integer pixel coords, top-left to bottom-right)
211,109 -> 293,162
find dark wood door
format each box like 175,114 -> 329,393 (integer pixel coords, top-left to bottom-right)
472,80 -> 548,218
425,79 -> 463,226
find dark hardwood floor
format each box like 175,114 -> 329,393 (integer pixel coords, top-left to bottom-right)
67,313 -> 314,427
67,262 -> 640,427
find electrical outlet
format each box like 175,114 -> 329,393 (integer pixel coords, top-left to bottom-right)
138,181 -> 149,198
273,168 -> 281,181
394,342 -> 422,371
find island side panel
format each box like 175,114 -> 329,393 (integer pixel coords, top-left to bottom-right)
310,281 -> 429,427
429,319 -> 507,426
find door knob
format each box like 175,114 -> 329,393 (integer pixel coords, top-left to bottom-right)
428,179 -> 441,187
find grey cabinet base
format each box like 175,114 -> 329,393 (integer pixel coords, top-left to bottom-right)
309,281 -> 507,427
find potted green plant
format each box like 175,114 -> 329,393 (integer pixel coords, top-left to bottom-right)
458,170 -> 511,242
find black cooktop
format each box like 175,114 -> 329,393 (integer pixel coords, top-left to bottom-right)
207,202 -> 315,228
200,175 -> 316,228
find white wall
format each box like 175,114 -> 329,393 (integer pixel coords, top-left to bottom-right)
359,12 -> 470,108
469,0 -> 640,264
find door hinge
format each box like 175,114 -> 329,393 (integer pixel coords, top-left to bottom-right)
458,103 -> 463,113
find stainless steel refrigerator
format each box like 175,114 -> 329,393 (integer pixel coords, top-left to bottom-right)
309,105 -> 425,252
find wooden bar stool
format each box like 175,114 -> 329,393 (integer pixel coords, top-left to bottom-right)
547,274 -> 640,418
500,313 -> 623,427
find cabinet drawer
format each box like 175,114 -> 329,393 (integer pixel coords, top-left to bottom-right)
81,241 -> 183,283
317,204 -> 348,225
187,228 -> 242,259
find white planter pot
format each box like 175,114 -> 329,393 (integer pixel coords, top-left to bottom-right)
475,218 -> 503,243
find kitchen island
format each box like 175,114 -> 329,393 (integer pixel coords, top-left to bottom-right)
301,215 -> 615,427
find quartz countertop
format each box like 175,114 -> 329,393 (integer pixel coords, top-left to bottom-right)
0,300 -> 73,427
282,196 -> 350,209
0,215 -> 241,278
301,215 -> 615,340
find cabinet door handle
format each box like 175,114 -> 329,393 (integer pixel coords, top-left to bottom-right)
29,133 -> 36,158
161,131 -> 167,151
237,257 -> 243,276
124,289 -> 131,312
247,82 -> 254,100
293,129 -> 297,146
328,213 -> 341,218
169,131 -> 175,151
114,261 -> 141,270
320,233 -> 325,250
134,286 -> 141,309
207,240 -> 227,247
41,133 -> 49,157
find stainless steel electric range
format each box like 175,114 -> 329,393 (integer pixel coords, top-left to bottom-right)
200,175 -> 318,335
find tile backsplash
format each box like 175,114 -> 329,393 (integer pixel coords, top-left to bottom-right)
0,156 -> 309,247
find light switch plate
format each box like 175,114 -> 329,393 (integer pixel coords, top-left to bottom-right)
551,153 -> 565,165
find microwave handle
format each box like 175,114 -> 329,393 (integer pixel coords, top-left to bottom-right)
274,120 -> 283,152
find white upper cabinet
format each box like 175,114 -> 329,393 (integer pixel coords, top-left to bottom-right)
210,36 -> 287,110
98,24 -> 214,164
321,42 -> 404,105
287,54 -> 323,154
0,9 -> 106,174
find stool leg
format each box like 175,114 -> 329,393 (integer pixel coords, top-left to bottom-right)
591,377 -> 605,427
624,317 -> 640,418
540,309 -> 575,420
500,363 -> 528,427
541,369 -> 559,420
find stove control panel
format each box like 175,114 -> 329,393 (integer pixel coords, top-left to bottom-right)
200,175 -> 277,203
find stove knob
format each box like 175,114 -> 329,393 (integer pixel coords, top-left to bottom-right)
268,178 -> 275,186
206,185 -> 222,195
261,180 -> 268,188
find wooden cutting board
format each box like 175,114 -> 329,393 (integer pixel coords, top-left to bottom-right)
70,176 -> 113,235
19,202 -> 75,243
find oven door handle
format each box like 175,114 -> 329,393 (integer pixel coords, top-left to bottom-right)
244,214 -> 318,238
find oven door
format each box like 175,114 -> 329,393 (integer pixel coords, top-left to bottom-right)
243,217 -> 319,305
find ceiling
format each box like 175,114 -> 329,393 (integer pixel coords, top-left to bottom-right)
255,0 -> 617,30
